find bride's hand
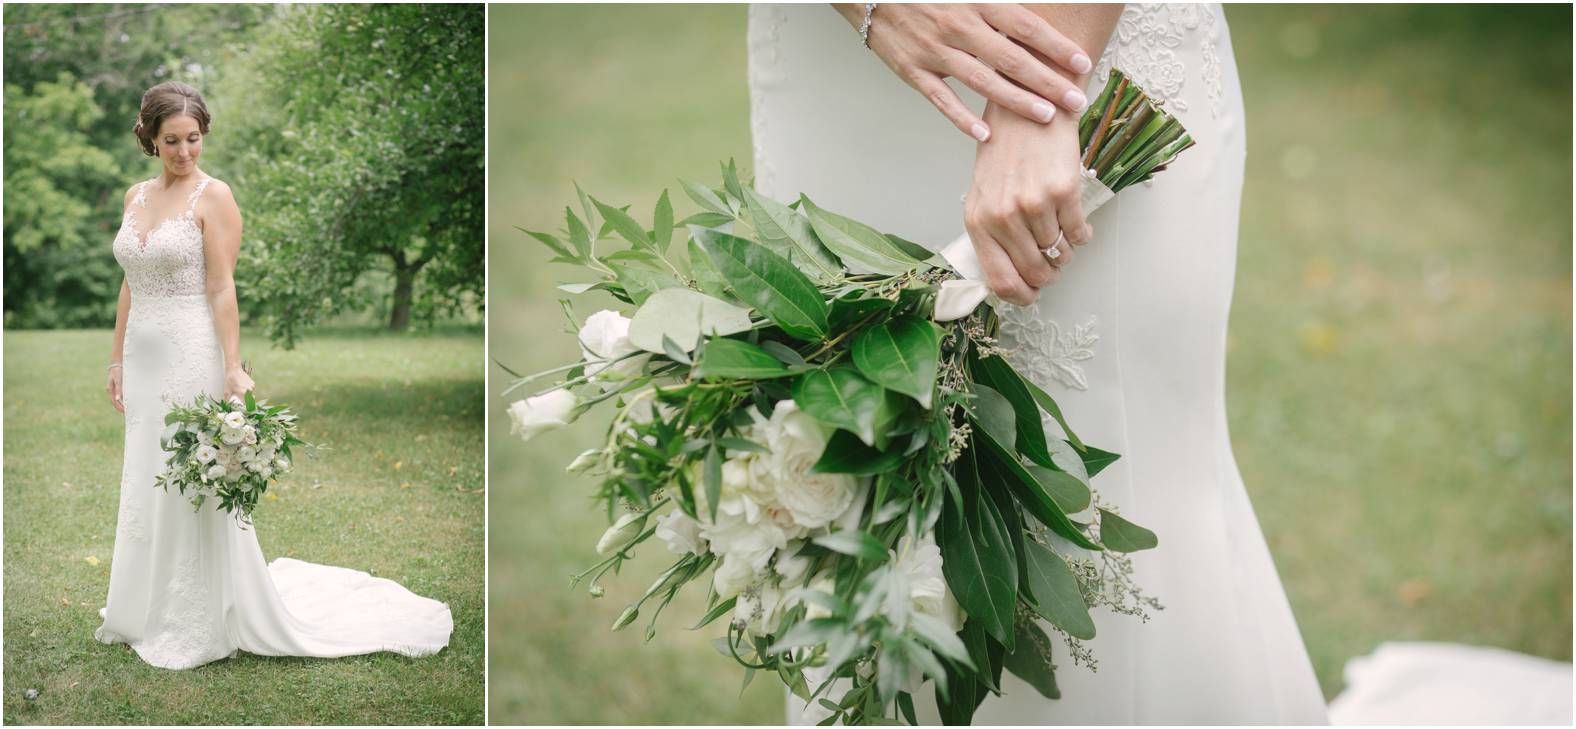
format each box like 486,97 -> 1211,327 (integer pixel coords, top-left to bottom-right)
835,3 -> 1093,141
965,101 -> 1093,307
107,365 -> 125,413
225,367 -> 255,402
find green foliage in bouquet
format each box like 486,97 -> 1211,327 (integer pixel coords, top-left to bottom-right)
509,69 -> 1188,725
156,390 -> 314,526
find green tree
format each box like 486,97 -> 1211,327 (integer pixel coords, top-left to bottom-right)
221,4 -> 485,347
3,74 -> 124,327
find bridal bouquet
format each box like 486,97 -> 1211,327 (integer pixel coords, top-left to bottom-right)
156,390 -> 310,525
509,69 -> 1188,725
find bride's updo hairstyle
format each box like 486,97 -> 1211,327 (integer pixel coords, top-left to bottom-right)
131,81 -> 210,157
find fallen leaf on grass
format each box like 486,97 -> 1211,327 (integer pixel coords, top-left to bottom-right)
1398,576 -> 1431,605
400,482 -> 412,490
83,555 -> 99,567
264,492 -> 280,502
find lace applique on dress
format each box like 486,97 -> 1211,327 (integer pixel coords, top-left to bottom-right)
1094,4 -> 1224,118
999,307 -> 1100,391
137,556 -> 224,668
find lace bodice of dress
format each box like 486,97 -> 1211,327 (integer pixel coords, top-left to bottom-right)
112,176 -> 213,298
1091,4 -> 1225,119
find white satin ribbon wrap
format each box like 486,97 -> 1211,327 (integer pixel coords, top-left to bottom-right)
933,169 -> 1116,322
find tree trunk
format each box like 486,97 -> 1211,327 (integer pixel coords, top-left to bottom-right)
389,263 -> 416,331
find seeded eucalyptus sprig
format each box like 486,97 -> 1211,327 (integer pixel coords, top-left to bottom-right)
1077,68 -> 1196,193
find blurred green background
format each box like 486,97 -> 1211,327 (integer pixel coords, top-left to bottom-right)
487,4 -> 1571,724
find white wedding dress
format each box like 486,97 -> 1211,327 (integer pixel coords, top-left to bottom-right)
751,5 -> 1329,723
97,175 -> 453,670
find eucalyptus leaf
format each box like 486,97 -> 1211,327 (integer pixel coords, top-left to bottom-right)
1078,444 -> 1121,478
852,316 -> 940,409
971,353 -> 1054,469
970,425 -> 1102,551
1002,619 -> 1062,700
1098,508 -> 1158,552
1046,438 -> 1090,484
1022,539 -> 1096,639
939,448 -> 1017,647
693,226 -> 829,342
627,287 -> 753,354
1028,464 -> 1091,515
969,384 -> 1017,452
1020,372 -> 1086,452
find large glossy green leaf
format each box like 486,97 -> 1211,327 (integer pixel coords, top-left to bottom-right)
852,316 -> 940,409
1019,372 -> 1086,452
959,621 -> 1002,693
971,354 -> 1055,469
969,384 -> 1017,452
971,425 -> 1102,551
695,338 -> 790,380
742,187 -> 841,280
792,367 -> 895,447
1046,438 -> 1090,484
939,448 -> 1017,647
1002,619 -> 1062,699
800,195 -> 924,275
1078,444 -> 1120,478
627,288 -> 753,354
693,226 -> 829,342
1098,508 -> 1158,552
812,429 -> 903,475
1022,539 -> 1096,639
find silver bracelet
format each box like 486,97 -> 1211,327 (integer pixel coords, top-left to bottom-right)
107,363 -> 122,371
859,3 -> 878,49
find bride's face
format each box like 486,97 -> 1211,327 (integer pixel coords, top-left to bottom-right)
155,114 -> 203,175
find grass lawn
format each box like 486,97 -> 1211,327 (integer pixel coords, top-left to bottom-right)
3,327 -> 485,725
486,4 -> 1570,724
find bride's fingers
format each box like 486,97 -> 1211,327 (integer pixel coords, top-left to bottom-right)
1057,198 -> 1093,248
972,233 -> 1039,307
909,70 -> 991,142
945,53 -> 1061,125
994,215 -> 1058,290
978,4 -> 1095,79
970,23 -> 1089,114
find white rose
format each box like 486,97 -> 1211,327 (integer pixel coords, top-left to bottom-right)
508,389 -> 579,443
595,512 -> 646,555
214,447 -> 233,466
578,309 -> 650,380
221,411 -> 246,429
654,509 -> 705,556
259,465 -> 274,479
773,543 -> 812,585
895,531 -> 964,633
242,426 -> 258,446
197,431 -> 215,448
755,401 -> 860,529
205,464 -> 226,480
195,445 -> 218,464
237,445 -> 257,463
701,506 -> 792,574
220,428 -> 245,446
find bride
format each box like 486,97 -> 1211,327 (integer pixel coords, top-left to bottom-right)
753,4 -> 1328,723
98,81 -> 453,670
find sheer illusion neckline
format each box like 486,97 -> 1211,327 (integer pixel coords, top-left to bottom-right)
126,176 -> 212,249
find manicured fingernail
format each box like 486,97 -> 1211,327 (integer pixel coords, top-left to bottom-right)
1032,101 -> 1055,122
971,123 -> 990,142
1070,53 -> 1093,74
1063,89 -> 1088,112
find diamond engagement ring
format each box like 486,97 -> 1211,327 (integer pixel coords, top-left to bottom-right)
1043,231 -> 1066,261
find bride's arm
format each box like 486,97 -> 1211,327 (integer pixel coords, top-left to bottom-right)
107,184 -> 137,413
199,180 -> 255,398
966,4 -> 1121,306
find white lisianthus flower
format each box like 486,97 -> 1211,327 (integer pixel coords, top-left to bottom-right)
197,431 -> 215,448
237,445 -> 257,463
735,578 -> 786,636
895,531 -> 964,633
701,506 -> 793,574
654,509 -> 705,556
754,401 -> 860,529
564,449 -> 601,475
242,426 -> 258,446
578,309 -> 650,380
214,447 -> 233,466
274,457 -> 290,471
508,389 -> 579,443
205,464 -> 226,480
220,428 -> 245,446
195,445 -> 218,464
259,465 -> 274,479
221,411 -> 246,429
595,512 -> 646,555
712,553 -> 761,600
